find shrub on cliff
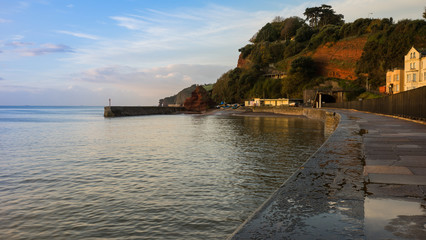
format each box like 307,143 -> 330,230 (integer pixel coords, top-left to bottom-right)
281,56 -> 317,98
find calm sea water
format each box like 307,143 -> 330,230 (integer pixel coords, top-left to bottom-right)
0,106 -> 326,239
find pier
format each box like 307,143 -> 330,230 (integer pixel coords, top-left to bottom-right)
104,106 -> 185,117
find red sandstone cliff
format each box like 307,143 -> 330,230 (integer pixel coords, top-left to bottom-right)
184,86 -> 214,112
237,53 -> 251,69
307,37 -> 367,80
237,36 -> 367,80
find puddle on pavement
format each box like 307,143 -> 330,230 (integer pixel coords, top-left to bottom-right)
365,197 -> 426,239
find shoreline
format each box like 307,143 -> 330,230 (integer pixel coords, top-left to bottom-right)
202,108 -> 307,118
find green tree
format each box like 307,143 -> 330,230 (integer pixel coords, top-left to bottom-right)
280,16 -> 305,40
318,5 -> 344,27
304,4 -> 344,28
294,25 -> 315,42
423,7 -> 426,19
252,22 -> 283,42
282,56 -> 317,98
289,56 -> 316,76
304,6 -> 321,28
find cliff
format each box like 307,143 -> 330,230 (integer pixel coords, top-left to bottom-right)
184,86 -> 215,112
159,84 -> 197,106
308,36 -> 367,80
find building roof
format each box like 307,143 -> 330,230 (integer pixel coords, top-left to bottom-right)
412,46 -> 426,56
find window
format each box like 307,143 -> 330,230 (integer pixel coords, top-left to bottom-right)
396,84 -> 399,92
396,75 -> 399,81
413,73 -> 416,82
413,52 -> 416,58
414,62 -> 416,69
407,74 -> 411,82
423,72 -> 426,82
410,53 -> 413,58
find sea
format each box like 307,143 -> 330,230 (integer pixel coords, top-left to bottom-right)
0,106 -> 327,239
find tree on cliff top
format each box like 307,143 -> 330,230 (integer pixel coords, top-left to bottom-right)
251,16 -> 306,43
304,4 -> 344,28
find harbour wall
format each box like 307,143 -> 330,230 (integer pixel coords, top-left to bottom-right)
251,106 -> 340,135
104,106 -> 185,117
229,107 -> 362,239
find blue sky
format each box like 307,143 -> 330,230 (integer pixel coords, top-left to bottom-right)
0,0 -> 424,106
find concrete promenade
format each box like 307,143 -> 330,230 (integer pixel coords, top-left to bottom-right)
229,109 -> 426,239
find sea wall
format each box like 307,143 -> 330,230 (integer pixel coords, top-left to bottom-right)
229,107 -> 358,239
252,106 -> 340,134
104,106 -> 185,117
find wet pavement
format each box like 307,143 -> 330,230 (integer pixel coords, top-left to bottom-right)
229,109 -> 426,239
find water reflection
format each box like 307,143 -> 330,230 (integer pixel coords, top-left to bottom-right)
365,197 -> 426,239
0,110 -> 326,239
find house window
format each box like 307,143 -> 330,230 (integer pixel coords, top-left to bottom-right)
413,52 -> 416,58
423,72 -> 426,82
413,62 -> 416,69
407,74 -> 411,82
396,84 -> 399,92
396,75 -> 399,81
410,53 -> 413,58
413,73 -> 416,82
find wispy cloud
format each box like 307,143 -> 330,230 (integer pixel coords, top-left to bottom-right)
75,64 -> 230,99
6,41 -> 33,47
21,44 -> 73,56
57,30 -> 99,40
69,4 -> 283,68
0,18 -> 12,23
110,16 -> 148,30
18,1 -> 30,9
0,77 -> 4,80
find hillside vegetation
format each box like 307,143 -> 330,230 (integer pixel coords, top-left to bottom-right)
211,4 -> 426,103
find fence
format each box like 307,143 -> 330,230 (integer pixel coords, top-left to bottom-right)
325,86 -> 426,121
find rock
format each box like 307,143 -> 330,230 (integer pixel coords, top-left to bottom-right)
159,85 -> 197,107
183,86 -> 215,112
309,36 -> 367,80
237,53 -> 252,69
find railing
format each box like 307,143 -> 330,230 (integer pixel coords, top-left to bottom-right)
325,86 -> 426,121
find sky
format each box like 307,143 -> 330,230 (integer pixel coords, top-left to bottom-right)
0,0 -> 424,106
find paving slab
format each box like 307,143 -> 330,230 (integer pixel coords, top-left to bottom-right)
396,144 -> 421,149
366,184 -> 424,198
368,173 -> 426,185
400,156 -> 426,161
409,167 -> 426,175
364,154 -> 399,160
365,159 -> 397,166
394,158 -> 426,168
364,165 -> 413,175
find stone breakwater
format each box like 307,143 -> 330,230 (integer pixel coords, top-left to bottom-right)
229,107 -> 367,239
252,106 -> 340,135
104,106 -> 185,117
